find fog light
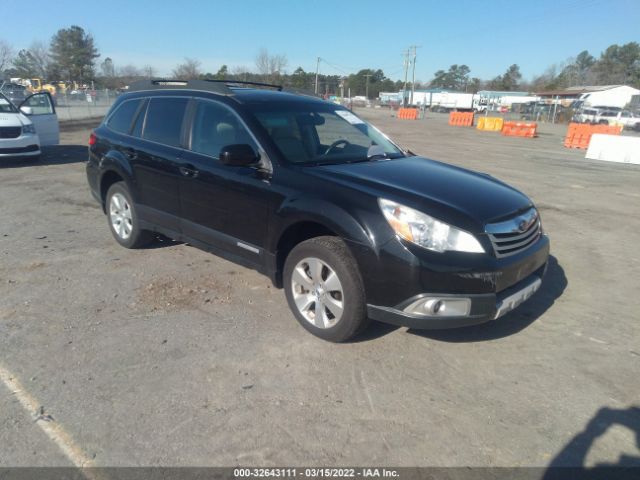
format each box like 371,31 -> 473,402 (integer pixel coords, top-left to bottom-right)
404,297 -> 471,317
425,299 -> 444,314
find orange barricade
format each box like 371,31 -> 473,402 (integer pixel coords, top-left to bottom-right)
397,108 -> 418,120
501,121 -> 537,138
563,123 -> 623,149
448,111 -> 474,127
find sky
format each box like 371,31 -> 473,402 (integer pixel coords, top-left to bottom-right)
3,0 -> 639,82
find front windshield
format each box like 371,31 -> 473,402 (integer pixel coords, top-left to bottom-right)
251,103 -> 404,165
0,94 -> 18,113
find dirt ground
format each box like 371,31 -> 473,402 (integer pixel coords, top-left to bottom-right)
0,110 -> 639,469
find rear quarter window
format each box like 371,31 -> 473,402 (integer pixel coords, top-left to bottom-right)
107,99 -> 142,134
142,97 -> 189,147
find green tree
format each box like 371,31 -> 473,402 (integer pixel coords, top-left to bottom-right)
291,67 -> 308,89
11,49 -> 40,78
468,77 -> 482,93
346,69 -> 388,98
501,64 -> 522,90
488,64 -> 522,91
592,42 -> 640,87
49,26 -> 99,82
214,64 -> 228,80
101,57 -> 115,78
429,64 -> 471,90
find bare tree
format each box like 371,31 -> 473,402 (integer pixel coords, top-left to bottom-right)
142,65 -> 156,79
232,65 -> 249,81
255,48 -> 287,82
172,58 -> 201,79
0,40 -> 14,73
118,64 -> 142,78
28,41 -> 50,78
117,64 -> 143,86
101,57 -> 115,78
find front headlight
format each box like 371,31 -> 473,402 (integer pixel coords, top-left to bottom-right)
22,124 -> 36,134
378,198 -> 484,253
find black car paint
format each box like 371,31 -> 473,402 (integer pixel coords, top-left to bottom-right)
87,88 -> 549,329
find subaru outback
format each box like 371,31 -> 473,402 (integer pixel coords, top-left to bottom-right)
86,79 -> 549,342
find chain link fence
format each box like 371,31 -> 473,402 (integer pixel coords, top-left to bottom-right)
54,89 -> 117,122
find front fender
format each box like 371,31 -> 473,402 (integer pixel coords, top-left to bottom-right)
269,196 -> 387,252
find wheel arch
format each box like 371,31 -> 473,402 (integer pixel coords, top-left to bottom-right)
270,199 -> 376,288
98,153 -> 136,212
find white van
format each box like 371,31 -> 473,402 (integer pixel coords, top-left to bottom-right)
0,91 -> 59,160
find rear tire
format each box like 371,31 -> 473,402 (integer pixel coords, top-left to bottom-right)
105,182 -> 153,249
283,236 -> 369,342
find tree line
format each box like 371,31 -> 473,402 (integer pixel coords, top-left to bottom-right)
1,25 -> 638,97
425,42 -> 640,93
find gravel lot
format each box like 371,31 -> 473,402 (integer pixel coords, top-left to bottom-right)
1,110 -> 639,469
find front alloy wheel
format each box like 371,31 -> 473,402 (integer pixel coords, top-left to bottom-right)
283,236 -> 368,342
291,257 -> 344,329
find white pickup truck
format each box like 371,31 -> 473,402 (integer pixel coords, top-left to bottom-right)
593,110 -> 640,131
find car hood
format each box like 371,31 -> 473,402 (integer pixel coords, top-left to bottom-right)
313,156 -> 533,231
0,112 -> 29,128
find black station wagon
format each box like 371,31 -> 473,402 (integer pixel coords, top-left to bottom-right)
86,79 -> 549,342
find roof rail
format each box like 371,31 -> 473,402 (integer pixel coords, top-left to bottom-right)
128,79 -> 233,94
201,79 -> 283,91
128,78 -> 284,94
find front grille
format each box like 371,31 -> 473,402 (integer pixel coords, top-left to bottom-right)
0,127 -> 21,139
486,208 -> 542,258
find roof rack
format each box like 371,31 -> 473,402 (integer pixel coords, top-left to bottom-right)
202,79 -> 283,91
128,78 -> 283,94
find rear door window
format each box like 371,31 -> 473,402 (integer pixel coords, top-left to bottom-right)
143,97 -> 189,147
107,99 -> 142,134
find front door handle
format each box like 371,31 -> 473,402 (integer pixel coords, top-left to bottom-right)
179,164 -> 199,178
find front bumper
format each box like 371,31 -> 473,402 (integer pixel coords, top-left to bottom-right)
0,145 -> 40,157
351,233 -> 550,329
367,264 -> 546,329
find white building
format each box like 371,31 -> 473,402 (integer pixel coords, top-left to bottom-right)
574,85 -> 640,108
538,85 -> 640,109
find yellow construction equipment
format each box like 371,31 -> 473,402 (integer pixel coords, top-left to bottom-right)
11,78 -> 57,95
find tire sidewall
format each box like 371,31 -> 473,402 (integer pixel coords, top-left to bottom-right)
283,237 -> 367,342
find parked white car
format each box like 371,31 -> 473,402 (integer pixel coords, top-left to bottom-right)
0,91 -> 59,160
593,110 -> 640,130
572,107 -> 601,123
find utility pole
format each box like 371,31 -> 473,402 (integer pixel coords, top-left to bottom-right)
402,49 -> 410,107
409,45 -> 421,106
364,74 -> 372,102
314,57 -> 320,95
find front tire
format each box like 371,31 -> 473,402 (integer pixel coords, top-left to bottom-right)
105,182 -> 153,249
283,236 -> 369,342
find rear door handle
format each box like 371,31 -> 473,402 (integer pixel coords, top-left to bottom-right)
179,164 -> 199,178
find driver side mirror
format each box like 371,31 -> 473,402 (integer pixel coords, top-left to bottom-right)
220,144 -> 260,166
20,106 -> 33,116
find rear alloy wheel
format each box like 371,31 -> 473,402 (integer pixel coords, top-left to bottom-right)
106,182 -> 153,248
284,236 -> 369,342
